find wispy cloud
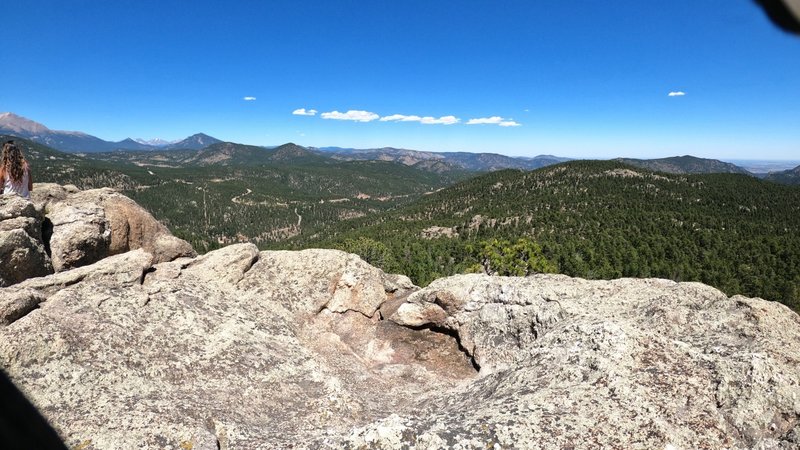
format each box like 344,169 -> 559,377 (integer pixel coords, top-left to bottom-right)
293,108 -> 318,116
467,116 -> 521,127
419,116 -> 460,125
380,114 -> 459,125
668,91 -> 686,97
467,116 -> 504,125
302,109 -> 513,127
243,96 -> 257,101
320,110 -> 379,122
380,114 -> 423,122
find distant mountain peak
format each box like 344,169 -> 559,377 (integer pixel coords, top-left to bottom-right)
269,143 -> 319,161
615,155 -> 750,175
133,137 -> 177,146
0,112 -> 52,135
166,133 -> 222,150
764,163 -> 800,185
273,142 -> 305,152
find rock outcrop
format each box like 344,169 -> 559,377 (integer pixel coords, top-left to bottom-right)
0,196 -> 53,286
0,184 -> 194,284
1,237 -> 799,449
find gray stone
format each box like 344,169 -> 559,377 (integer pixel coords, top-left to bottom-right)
0,185 -> 196,287
47,200 -> 111,271
28,182 -> 77,210
0,288 -> 46,325
43,187 -> 195,272
1,245 -> 799,449
0,195 -> 52,286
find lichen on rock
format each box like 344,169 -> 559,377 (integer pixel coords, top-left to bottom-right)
1,191 -> 799,449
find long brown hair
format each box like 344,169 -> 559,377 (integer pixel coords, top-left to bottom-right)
2,141 -> 28,183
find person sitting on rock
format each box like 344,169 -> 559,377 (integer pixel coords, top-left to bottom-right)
0,140 -> 33,200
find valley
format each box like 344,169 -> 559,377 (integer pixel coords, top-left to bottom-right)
4,127 -> 800,312
5,135 -> 469,253
286,161 -> 800,311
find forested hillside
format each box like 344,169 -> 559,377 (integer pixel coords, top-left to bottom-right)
12,135 -> 799,310
10,136 -> 466,253
2,134 -> 149,191
765,165 -> 800,185
285,161 -> 800,311
123,160 -> 465,252
615,155 -> 751,175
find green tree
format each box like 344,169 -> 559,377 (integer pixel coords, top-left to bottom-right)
335,237 -> 399,273
470,238 -> 557,277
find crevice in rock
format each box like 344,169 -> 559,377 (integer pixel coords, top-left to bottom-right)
404,323 -> 480,373
60,274 -> 87,288
318,306 -> 373,320
139,267 -> 156,285
377,291 -> 411,321
206,418 -> 224,450
228,251 -> 260,285
41,217 -> 53,258
237,252 -> 260,282
3,303 -> 41,327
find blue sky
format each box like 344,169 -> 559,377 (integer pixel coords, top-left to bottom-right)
2,0 -> 799,159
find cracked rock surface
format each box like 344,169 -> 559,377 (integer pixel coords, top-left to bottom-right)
0,196 -> 53,286
1,219 -> 800,448
0,184 -> 195,285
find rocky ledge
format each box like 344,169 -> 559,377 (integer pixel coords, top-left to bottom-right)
1,190 -> 799,449
0,184 -> 195,287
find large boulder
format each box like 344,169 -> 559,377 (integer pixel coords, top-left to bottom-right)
0,196 -> 53,286
377,275 -> 800,448
45,196 -> 111,272
1,242 -> 798,449
41,187 -> 195,271
0,185 -> 196,286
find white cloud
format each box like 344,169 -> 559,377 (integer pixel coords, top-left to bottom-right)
467,116 -> 521,127
243,96 -> 257,101
668,91 -> 686,97
420,116 -> 460,125
379,114 -> 459,125
293,108 -> 318,116
380,114 -> 423,122
320,110 -> 379,122
467,116 -> 504,125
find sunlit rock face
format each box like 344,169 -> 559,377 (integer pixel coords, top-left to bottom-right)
1,195 -> 799,449
0,196 -> 53,286
1,184 -> 194,284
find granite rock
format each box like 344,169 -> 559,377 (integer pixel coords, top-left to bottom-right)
0,185 -> 194,286
0,196 -> 53,286
1,247 -> 799,449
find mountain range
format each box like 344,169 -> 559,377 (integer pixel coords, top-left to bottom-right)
317,146 -> 570,171
4,111 -> 797,180
132,137 -> 177,146
0,112 -> 221,152
764,165 -> 800,185
615,155 -> 752,175
5,132 -> 799,312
